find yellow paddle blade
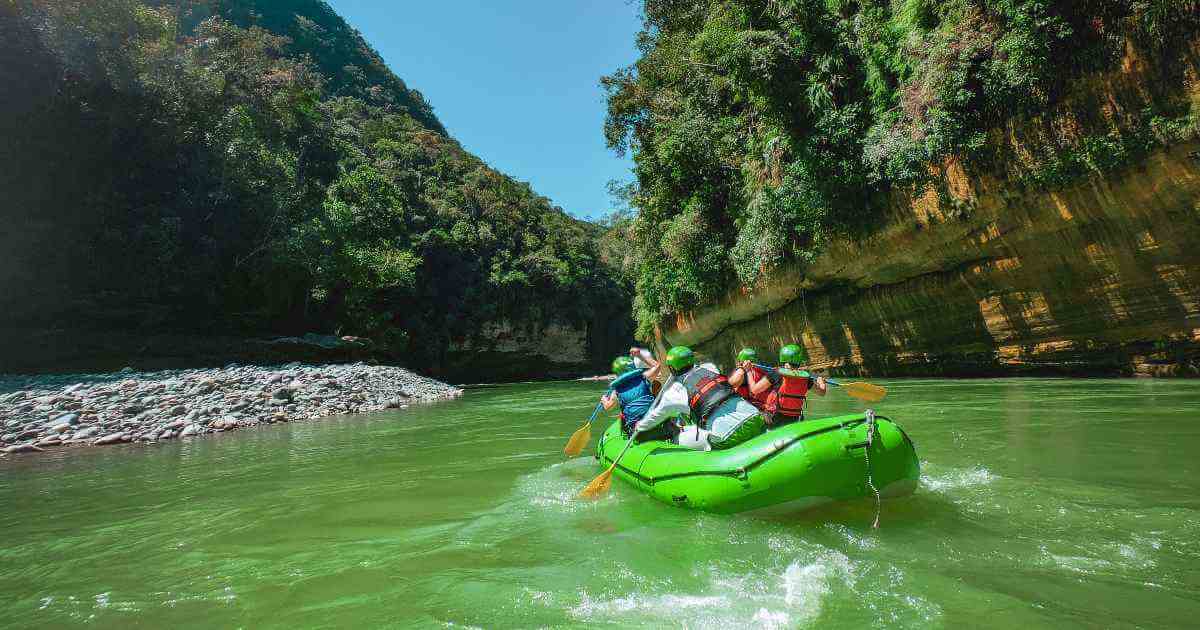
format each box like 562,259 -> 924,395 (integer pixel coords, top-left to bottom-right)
578,464 -> 615,500
563,422 -> 592,458
841,381 -> 887,403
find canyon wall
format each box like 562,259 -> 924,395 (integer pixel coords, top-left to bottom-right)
662,44 -> 1200,377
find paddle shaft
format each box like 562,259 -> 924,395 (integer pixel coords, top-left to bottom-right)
751,362 -> 839,385
605,431 -> 638,474
585,400 -> 604,424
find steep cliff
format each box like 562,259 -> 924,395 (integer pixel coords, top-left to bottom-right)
662,42 -> 1200,376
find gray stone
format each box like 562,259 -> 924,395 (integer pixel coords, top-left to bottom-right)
4,443 -> 44,454
180,424 -> 199,437
36,437 -> 62,447
93,432 -> 126,445
45,422 -> 71,434
72,427 -> 99,440
49,413 -> 80,427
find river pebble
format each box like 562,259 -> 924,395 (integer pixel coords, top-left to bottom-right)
0,363 -> 462,456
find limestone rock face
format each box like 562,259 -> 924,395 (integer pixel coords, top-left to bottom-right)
442,320 -> 608,382
661,45 -> 1200,377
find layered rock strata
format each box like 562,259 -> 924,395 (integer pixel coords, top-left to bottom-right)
662,44 -> 1200,377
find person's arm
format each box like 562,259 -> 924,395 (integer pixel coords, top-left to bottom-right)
812,376 -> 828,396
728,366 -> 746,388
748,367 -> 774,396
601,390 -> 618,410
634,382 -> 689,433
633,347 -> 662,382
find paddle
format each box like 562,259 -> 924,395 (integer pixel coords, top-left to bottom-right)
578,372 -> 674,500
578,430 -> 637,500
755,364 -> 887,403
563,401 -> 604,458
826,378 -> 887,403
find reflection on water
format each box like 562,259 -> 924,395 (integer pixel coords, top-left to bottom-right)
1,379 -> 1199,628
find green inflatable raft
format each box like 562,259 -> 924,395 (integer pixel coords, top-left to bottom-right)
593,412 -> 919,514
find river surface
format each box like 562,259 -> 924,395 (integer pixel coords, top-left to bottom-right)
1,378 -> 1199,628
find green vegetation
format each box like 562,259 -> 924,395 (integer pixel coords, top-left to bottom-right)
1,0 -> 629,372
603,0 -> 1200,337
1017,98 -> 1200,190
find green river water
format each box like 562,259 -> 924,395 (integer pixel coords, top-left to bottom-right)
2,378 -> 1199,629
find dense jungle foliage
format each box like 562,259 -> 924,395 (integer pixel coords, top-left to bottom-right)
1,0 -> 630,370
604,0 -> 1200,337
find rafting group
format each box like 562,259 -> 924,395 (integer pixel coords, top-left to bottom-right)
573,344 -> 918,514
603,344 -> 826,451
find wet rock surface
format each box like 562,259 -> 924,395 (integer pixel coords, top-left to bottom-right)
0,363 -> 462,456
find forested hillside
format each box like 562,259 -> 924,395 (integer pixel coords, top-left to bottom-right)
605,0 -> 1200,338
1,0 -> 631,379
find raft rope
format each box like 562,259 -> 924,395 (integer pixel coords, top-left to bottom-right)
863,408 -> 881,529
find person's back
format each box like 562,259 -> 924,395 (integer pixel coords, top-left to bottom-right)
612,365 -> 653,433
767,344 -> 826,425
602,349 -> 667,440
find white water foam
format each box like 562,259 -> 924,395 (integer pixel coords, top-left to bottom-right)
511,458 -> 616,513
567,551 -> 855,628
920,465 -> 997,493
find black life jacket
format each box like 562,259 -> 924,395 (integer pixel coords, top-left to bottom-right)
680,365 -> 737,425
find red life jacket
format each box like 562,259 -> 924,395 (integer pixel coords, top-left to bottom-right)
772,372 -> 811,418
735,365 -> 775,411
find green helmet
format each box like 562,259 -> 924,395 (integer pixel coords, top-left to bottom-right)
736,347 -> 757,363
779,344 -> 807,365
611,356 -> 635,375
665,346 -> 695,372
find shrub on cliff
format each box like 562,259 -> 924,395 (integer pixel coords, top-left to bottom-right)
604,0 -> 1200,338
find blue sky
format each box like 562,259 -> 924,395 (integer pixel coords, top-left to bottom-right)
325,0 -> 643,220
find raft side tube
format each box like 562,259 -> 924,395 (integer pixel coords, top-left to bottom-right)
596,413 -> 919,514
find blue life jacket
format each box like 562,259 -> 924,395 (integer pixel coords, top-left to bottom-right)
612,369 -> 653,428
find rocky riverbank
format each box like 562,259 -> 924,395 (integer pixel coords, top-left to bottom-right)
0,363 -> 462,456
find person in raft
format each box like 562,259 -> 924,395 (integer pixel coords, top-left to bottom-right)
766,344 -> 827,425
602,348 -> 667,441
726,347 -> 778,414
634,346 -> 766,451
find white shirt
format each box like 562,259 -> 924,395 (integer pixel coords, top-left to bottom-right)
634,363 -> 759,445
